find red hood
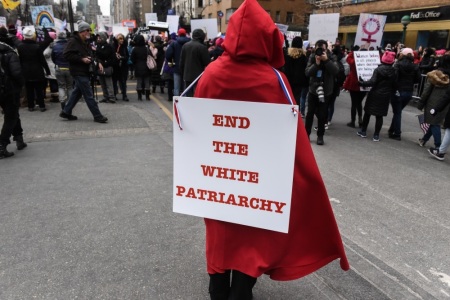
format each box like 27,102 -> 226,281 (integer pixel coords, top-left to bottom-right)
222,0 -> 285,69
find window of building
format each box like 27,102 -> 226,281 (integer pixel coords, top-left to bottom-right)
226,8 -> 236,24
198,0 -> 203,7
275,11 -> 280,23
286,12 -> 293,24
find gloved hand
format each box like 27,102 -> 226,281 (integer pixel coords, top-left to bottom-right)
358,76 -> 364,86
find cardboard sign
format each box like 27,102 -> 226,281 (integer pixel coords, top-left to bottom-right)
31,5 -> 55,27
167,15 -> 179,35
173,97 -> 298,233
308,13 -> 340,45
355,13 -> 387,50
354,51 -> 381,92
190,19 -> 218,40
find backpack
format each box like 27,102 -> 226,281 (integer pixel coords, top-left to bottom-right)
335,61 -> 346,88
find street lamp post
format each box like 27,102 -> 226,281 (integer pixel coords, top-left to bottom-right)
401,15 -> 411,45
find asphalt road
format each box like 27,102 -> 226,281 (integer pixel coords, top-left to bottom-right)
0,83 -> 449,299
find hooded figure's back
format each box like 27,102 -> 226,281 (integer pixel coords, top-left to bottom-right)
195,0 -> 349,281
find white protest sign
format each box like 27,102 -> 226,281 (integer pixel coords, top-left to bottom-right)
355,13 -> 387,50
0,17 -> 6,27
308,13 -> 340,45
354,51 -> 380,92
173,97 -> 298,233
145,13 -> 157,25
113,25 -> 129,37
275,23 -> 289,34
190,19 -> 218,40
167,15 -> 179,35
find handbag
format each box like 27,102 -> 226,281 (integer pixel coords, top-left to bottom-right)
146,48 -> 157,70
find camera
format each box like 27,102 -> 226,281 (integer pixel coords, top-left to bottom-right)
315,47 -> 324,56
316,85 -> 325,102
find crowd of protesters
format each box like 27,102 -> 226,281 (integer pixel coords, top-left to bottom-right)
1,20 -> 450,162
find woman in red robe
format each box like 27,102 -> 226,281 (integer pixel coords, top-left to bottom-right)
194,0 -> 349,298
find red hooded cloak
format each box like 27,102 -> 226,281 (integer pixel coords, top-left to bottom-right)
194,0 -> 349,281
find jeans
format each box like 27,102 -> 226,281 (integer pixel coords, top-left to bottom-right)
439,128 -> 450,154
423,124 -> 442,147
136,76 -> 150,91
99,75 -> 115,100
389,91 -> 413,135
292,85 -> 308,116
55,68 -> 73,103
173,73 -> 182,96
305,93 -> 329,137
64,75 -> 103,118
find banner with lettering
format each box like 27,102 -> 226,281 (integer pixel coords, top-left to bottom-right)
355,13 -> 387,50
173,97 -> 298,233
354,51 -> 381,92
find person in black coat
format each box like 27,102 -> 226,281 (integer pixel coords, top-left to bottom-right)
17,27 -> 51,112
179,29 -> 210,96
284,36 -> 309,117
0,27 -> 26,158
428,85 -> 450,160
112,34 -> 129,101
151,35 -> 165,94
357,51 -> 397,142
96,32 -> 117,103
388,48 -> 421,140
131,34 -> 151,100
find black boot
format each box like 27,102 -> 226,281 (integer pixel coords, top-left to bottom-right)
60,102 -> 65,110
50,95 -> 59,103
160,86 -> 164,94
14,136 -> 27,150
0,144 -> 14,159
122,94 -> 129,102
137,90 -> 142,101
145,90 -> 151,100
152,86 -> 156,93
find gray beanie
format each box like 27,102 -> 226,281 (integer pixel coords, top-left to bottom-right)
78,21 -> 90,32
98,31 -> 108,42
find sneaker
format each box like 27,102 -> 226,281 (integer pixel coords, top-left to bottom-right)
59,111 -> 78,120
372,134 -> 380,142
39,107 -> 46,112
99,99 -> 109,103
108,99 -> 116,104
428,148 -> 445,161
94,116 -> 108,123
418,138 -> 427,147
346,122 -> 355,128
316,136 -> 324,145
357,131 -> 367,138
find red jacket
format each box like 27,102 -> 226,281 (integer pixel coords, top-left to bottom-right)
195,0 -> 349,281
343,51 -> 361,92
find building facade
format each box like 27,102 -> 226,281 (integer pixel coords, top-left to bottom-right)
171,0 -> 311,34
85,0 -> 102,24
311,0 -> 450,49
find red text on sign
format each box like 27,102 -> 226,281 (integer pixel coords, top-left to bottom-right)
212,141 -> 248,156
212,114 -> 250,129
201,165 -> 259,183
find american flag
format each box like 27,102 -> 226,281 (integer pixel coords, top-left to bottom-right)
418,114 -> 430,134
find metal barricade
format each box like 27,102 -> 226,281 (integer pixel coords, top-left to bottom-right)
412,74 -> 427,102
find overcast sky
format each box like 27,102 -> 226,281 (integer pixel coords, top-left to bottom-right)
98,0 -> 110,16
